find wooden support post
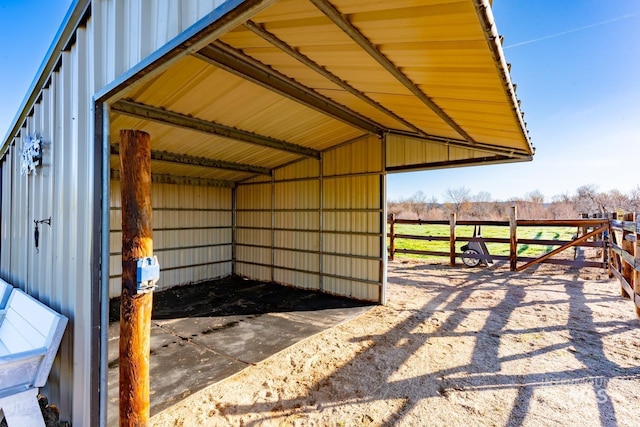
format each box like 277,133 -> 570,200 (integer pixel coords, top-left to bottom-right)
621,213 -> 635,299
510,206 -> 518,271
388,214 -> 395,261
119,130 -> 153,427
449,213 -> 456,266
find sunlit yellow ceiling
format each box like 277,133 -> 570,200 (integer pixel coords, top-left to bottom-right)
111,0 -> 532,186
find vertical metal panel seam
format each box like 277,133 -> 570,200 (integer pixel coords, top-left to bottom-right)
379,134 -> 387,305
98,101 -> 111,427
271,174 -> 275,282
232,186 -> 237,275
319,155 -> 324,291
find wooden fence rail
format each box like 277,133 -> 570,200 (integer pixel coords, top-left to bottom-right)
387,208 -> 640,318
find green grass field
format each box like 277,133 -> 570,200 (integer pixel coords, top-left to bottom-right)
388,224 -> 578,260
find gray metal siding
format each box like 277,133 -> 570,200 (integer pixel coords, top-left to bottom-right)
0,25 -> 95,424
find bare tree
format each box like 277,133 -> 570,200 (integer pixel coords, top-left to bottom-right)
408,191 -> 427,218
445,187 -> 471,218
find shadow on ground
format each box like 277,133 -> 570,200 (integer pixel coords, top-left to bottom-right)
185,261 -> 640,426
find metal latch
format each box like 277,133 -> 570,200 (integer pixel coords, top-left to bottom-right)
136,256 -> 160,294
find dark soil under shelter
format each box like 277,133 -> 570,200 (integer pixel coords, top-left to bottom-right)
107,276 -> 373,426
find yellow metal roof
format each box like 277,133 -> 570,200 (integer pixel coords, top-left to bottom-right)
111,0 -> 532,184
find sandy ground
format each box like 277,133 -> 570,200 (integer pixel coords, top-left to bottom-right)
151,260 -> 640,427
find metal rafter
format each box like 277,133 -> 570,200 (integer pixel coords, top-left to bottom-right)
193,42 -> 384,136
243,20 -> 429,138
110,144 -> 271,175
308,0 -> 476,144
111,99 -> 320,159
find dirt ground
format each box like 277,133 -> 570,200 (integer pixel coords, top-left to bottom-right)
151,260 -> 640,427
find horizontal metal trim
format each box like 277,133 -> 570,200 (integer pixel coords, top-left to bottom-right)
317,272 -> 381,286
112,100 -> 319,159
236,243 -> 379,260
110,207 -> 232,212
236,226 -> 380,237
111,144 -> 271,175
236,226 -> 318,232
109,259 -> 232,278
111,169 -> 235,188
236,209 -> 320,213
235,261 -> 380,286
386,155 -> 531,173
236,208 -> 381,213
110,243 -> 231,256
236,171 -> 383,186
110,226 -> 232,233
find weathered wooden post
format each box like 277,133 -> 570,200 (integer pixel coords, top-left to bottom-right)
510,206 -> 518,271
388,214 -> 395,261
449,213 -> 456,266
621,213 -> 635,299
119,130 -> 155,426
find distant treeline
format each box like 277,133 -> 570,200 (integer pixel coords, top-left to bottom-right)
388,184 -> 640,220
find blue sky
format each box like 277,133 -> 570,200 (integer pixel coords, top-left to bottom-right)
1,1 -> 639,202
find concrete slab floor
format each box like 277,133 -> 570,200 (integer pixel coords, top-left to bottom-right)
107,276 -> 373,426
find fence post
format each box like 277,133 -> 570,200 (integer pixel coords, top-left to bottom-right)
634,214 -> 640,318
621,213 -> 635,299
607,213 -> 615,278
389,214 -> 395,261
119,130 -> 154,427
510,206 -> 518,271
449,213 -> 456,266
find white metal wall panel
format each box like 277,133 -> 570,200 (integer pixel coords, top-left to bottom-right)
0,22 -> 96,425
109,182 -> 232,297
92,0 -> 231,92
0,152 -> 11,275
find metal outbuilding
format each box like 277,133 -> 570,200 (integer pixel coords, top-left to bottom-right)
0,0 -> 534,425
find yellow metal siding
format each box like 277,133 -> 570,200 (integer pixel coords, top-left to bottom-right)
386,132 -> 493,169
109,182 -> 232,297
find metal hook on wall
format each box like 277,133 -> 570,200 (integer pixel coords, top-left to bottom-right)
34,217 -> 52,253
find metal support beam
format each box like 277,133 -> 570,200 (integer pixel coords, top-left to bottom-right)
243,20 -> 428,138
194,42 -> 384,136
112,99 -> 320,159
110,144 -> 271,176
110,169 -> 236,189
308,0 -> 476,144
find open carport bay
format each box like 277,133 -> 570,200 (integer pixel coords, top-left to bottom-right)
106,277 -> 372,425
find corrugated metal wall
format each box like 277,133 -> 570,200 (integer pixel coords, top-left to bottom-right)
0,2 -> 237,425
0,24 -> 95,424
109,182 -> 232,297
92,0 -> 230,92
386,133 -> 487,170
236,135 -> 386,302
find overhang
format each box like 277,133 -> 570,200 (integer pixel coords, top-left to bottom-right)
105,0 -> 533,182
